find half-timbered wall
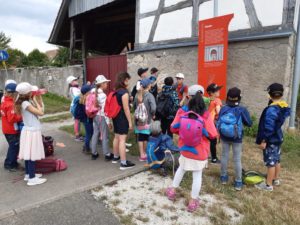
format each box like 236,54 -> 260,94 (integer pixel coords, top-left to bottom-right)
136,0 -> 296,46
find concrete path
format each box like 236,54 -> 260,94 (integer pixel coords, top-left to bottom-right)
0,120 -> 144,221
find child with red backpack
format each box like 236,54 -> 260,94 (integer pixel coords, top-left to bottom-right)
166,86 -> 218,212
90,75 -> 114,161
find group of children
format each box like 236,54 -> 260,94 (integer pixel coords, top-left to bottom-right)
0,68 -> 291,204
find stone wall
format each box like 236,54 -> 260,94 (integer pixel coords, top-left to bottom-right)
0,65 -> 83,97
127,36 -> 295,117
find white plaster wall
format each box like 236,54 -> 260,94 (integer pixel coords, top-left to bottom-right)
199,0 -> 214,21
294,0 -> 300,31
218,0 -> 250,31
140,0 -> 160,14
253,0 -> 284,26
153,7 -> 193,41
139,16 -> 155,43
165,0 -> 186,7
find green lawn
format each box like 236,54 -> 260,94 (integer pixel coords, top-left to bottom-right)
43,92 -> 71,114
41,113 -> 72,123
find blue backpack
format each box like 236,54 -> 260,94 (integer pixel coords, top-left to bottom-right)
71,95 -> 86,121
218,107 -> 243,139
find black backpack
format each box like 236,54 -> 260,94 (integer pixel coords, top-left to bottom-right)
156,92 -> 176,118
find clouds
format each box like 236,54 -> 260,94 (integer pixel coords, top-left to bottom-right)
0,0 -> 61,54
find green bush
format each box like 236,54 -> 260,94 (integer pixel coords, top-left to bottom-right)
244,115 -> 259,138
43,92 -> 71,114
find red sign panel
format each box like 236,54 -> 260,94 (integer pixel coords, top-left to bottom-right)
198,14 -> 234,99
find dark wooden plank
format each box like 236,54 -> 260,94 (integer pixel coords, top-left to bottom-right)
243,0 -> 262,28
147,0 -> 165,43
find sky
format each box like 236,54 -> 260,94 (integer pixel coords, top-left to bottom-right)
0,0 -> 61,54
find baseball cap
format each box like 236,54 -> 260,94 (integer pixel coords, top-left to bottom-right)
5,79 -> 17,86
95,75 -> 111,85
16,82 -> 38,95
188,85 -> 205,96
5,83 -> 17,93
267,83 -> 284,97
150,67 -> 158,74
137,67 -> 148,76
226,87 -> 241,106
140,78 -> 152,88
206,83 -> 223,93
175,73 -> 185,79
66,76 -> 78,84
81,84 -> 92,95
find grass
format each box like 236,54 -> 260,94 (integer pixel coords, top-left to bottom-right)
40,113 -> 72,123
43,92 -> 71,114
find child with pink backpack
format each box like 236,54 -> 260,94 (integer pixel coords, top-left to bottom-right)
166,85 -> 217,212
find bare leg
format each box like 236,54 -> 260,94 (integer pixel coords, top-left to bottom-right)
143,141 -> 147,156
274,163 -> 281,180
266,167 -> 276,186
119,134 -> 127,161
113,134 -> 120,157
138,141 -> 144,158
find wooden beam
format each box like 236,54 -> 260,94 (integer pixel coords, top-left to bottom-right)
81,26 -> 87,83
135,0 -> 140,45
69,19 -> 75,61
282,0 -> 296,26
192,0 -> 200,37
243,0 -> 262,28
148,0 -> 165,43
94,13 -> 135,24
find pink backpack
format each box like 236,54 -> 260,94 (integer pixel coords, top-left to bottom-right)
179,111 -> 204,147
35,158 -> 68,174
85,93 -> 99,118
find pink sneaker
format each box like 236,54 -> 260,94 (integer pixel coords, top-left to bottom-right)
139,156 -> 147,162
187,199 -> 200,212
165,187 -> 176,201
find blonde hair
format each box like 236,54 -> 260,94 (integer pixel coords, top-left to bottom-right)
79,93 -> 88,105
14,93 -> 31,115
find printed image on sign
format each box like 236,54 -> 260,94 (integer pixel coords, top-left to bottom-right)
198,14 -> 234,100
0,50 -> 9,61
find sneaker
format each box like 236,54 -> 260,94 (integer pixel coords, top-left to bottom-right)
91,153 -> 99,160
75,135 -> 83,142
105,153 -> 114,161
234,181 -> 243,191
255,182 -> 273,192
273,179 -> 280,186
126,148 -> 130,153
112,156 -> 120,164
220,175 -> 229,185
24,174 -> 42,181
125,143 -> 132,147
187,199 -> 200,213
27,177 -> 47,186
4,166 -> 17,172
165,187 -> 176,201
120,161 -> 135,170
139,156 -> 147,162
211,158 -> 221,164
82,146 -> 91,155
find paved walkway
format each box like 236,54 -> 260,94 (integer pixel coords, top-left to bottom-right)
0,120 -> 144,221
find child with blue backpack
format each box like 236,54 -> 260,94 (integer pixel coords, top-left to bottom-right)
166,85 -> 218,212
255,83 -> 291,191
217,87 -> 252,191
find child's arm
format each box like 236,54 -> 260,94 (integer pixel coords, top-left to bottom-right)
170,108 -> 182,134
241,108 -> 252,127
27,96 -> 44,116
149,94 -> 157,118
122,93 -> 132,130
205,114 -> 218,139
264,107 -> 279,140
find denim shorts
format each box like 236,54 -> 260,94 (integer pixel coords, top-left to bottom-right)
263,144 -> 281,167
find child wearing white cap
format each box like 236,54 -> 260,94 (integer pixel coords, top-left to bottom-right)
15,82 -> 47,186
66,76 -> 83,141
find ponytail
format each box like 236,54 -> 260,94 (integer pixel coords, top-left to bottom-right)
188,92 -> 206,116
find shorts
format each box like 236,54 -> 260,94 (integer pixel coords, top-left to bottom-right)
138,133 -> 149,142
113,111 -> 129,135
263,144 -> 281,167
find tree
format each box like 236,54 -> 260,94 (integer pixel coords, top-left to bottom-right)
6,48 -> 28,67
27,49 -> 49,67
52,47 -> 82,67
0,31 -> 11,49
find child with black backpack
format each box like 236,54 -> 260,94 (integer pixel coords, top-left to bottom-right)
156,77 -> 179,138
217,87 -> 252,191
166,87 -> 218,212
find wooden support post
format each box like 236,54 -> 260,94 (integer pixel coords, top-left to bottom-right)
69,19 -> 75,62
81,26 -> 87,84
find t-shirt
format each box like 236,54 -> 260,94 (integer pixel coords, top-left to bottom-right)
21,101 -> 41,131
176,84 -> 188,100
69,87 -> 81,99
208,98 -> 222,121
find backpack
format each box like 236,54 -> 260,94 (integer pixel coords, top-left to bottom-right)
35,158 -> 68,174
179,111 -> 204,147
135,103 -> 148,126
161,150 -> 180,176
71,95 -> 86,120
43,135 -> 54,157
85,93 -> 99,118
242,169 -> 266,185
156,92 -> 177,118
218,107 -> 242,139
104,91 -> 122,119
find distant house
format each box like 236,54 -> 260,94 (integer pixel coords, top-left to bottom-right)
49,0 -> 299,114
45,49 -> 59,61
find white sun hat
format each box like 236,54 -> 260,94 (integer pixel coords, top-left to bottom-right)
95,75 -> 111,84
5,79 -> 17,86
66,75 -> 78,84
16,82 -> 38,95
188,85 -> 205,96
175,73 -> 185,79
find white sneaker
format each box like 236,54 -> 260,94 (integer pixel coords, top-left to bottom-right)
125,143 -> 132,148
126,148 -> 130,153
27,177 -> 47,186
24,174 -> 43,181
